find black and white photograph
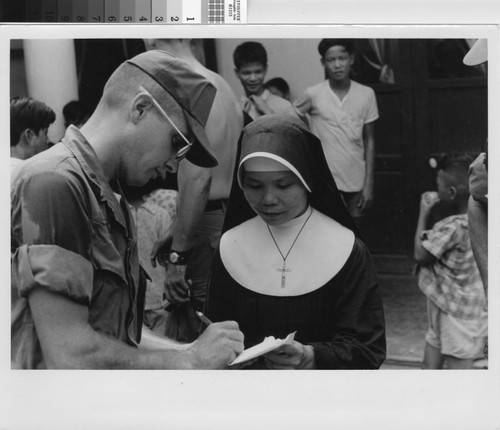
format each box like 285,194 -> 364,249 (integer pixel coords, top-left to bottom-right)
1,8 -> 499,430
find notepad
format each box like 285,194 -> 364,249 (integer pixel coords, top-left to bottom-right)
229,331 -> 296,366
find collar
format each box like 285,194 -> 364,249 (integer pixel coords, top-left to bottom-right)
268,206 -> 312,232
325,79 -> 351,102
241,88 -> 270,104
62,126 -> 128,232
220,208 -> 355,296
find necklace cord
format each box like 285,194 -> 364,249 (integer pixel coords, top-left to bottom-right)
266,208 -> 313,262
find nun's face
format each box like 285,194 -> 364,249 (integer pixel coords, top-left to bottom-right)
242,170 -> 308,226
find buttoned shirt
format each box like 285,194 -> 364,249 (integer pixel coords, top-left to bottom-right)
11,126 -> 146,369
418,214 -> 486,320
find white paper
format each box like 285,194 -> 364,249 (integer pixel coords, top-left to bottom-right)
229,331 -> 296,365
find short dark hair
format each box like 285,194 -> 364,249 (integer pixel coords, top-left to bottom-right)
63,100 -> 91,128
233,42 -> 268,69
264,77 -> 290,96
318,39 -> 355,58
436,152 -> 475,194
10,97 -> 56,146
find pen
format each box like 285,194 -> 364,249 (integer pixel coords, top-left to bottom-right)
196,311 -> 213,326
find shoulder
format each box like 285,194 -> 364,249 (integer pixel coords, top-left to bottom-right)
12,150 -> 92,219
350,81 -> 377,99
266,92 -> 297,116
10,157 -> 23,168
349,81 -> 379,121
206,69 -> 235,95
425,215 -> 467,253
15,151 -> 83,192
351,80 -> 374,92
12,170 -> 88,219
336,236 -> 378,287
267,91 -> 292,106
221,216 -> 260,245
434,214 -> 467,232
203,72 -> 241,118
309,209 -> 356,258
350,236 -> 373,261
206,69 -> 227,88
313,209 -> 352,233
305,80 -> 328,95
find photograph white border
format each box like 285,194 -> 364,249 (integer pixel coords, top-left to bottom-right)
1,3 -> 499,429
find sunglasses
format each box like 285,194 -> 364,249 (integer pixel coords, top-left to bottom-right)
139,86 -> 193,161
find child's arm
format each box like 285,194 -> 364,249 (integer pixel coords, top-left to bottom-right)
468,196 -> 488,297
414,192 -> 439,265
248,94 -> 274,116
293,93 -> 312,123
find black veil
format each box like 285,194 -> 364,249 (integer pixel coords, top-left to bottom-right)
221,114 -> 360,237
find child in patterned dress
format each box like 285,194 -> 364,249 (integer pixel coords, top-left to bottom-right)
414,153 -> 487,369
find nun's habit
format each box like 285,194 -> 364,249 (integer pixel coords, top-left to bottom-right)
205,115 -> 386,369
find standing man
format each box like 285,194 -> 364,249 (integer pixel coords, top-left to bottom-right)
295,39 -> 379,220
233,41 -> 297,125
144,39 -> 244,341
11,50 -> 244,369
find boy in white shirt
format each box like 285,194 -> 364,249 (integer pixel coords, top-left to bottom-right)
295,39 -> 379,219
233,41 -> 297,125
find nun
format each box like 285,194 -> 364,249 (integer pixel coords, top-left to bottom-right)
205,115 -> 386,369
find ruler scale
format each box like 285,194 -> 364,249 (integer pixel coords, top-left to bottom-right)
167,0 -> 182,24
104,0 -> 119,23
208,0 -> 224,24
135,0 -> 151,23
151,0 -> 167,24
73,0 -> 89,23
56,0 -> 72,22
2,0 -> 246,23
26,0 -> 42,22
41,0 -> 57,22
183,0 -> 201,23
88,0 -> 105,23
120,0 -> 135,23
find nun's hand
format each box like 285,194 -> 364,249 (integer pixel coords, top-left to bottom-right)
264,341 -> 316,370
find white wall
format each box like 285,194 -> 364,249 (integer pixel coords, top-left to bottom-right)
215,38 -> 325,102
23,40 -> 79,143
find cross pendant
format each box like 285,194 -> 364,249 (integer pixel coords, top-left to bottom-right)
277,263 -> 292,288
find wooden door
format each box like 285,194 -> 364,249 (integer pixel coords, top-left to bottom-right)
360,39 -> 487,273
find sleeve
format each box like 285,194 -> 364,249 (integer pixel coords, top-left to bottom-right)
308,240 -> 386,369
11,170 -> 94,301
12,244 -> 94,304
421,220 -> 458,260
364,88 -> 379,124
293,90 -> 313,116
283,100 -> 300,118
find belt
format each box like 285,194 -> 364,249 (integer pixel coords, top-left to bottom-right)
205,199 -> 228,212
